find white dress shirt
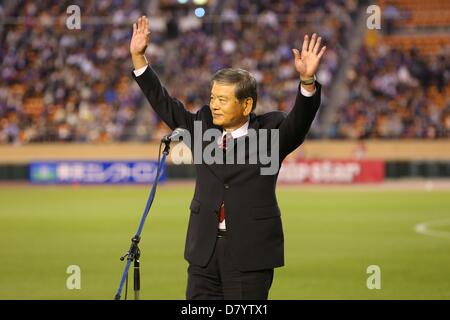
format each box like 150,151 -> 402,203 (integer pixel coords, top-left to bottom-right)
218,120 -> 249,230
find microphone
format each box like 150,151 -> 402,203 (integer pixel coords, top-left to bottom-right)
162,128 -> 187,143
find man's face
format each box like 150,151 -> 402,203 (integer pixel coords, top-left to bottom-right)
210,82 -> 251,130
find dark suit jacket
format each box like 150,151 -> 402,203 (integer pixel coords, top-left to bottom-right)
133,66 -> 321,272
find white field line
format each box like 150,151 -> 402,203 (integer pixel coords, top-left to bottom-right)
414,219 -> 450,239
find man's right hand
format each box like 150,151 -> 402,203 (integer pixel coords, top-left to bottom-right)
130,16 -> 150,69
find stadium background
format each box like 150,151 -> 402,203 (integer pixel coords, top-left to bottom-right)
0,0 -> 449,299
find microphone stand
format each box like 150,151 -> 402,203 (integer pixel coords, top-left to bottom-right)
114,139 -> 171,300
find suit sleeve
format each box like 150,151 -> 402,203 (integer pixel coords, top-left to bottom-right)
132,66 -> 197,133
278,82 -> 321,160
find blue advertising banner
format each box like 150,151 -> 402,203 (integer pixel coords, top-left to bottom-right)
29,161 -> 165,184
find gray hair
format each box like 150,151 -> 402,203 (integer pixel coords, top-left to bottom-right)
211,68 -> 257,111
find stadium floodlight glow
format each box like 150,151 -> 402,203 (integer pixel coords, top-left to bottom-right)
193,0 -> 208,5
194,7 -> 205,18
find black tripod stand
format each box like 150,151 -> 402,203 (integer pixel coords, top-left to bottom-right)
118,236 -> 141,300
114,139 -> 171,300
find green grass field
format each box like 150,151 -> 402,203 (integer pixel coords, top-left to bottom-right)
1,183 -> 450,299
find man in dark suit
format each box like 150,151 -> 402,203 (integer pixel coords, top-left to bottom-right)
130,16 -> 326,300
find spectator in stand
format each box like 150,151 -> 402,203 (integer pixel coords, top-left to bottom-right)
331,45 -> 450,139
0,0 -> 357,143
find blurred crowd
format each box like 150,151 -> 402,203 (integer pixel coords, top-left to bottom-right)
1,0 -> 448,144
0,0 -> 357,143
0,0 -> 144,143
331,44 -> 450,139
135,0 -> 357,141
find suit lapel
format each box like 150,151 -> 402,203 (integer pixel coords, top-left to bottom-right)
202,112 -> 260,182
202,109 -> 224,182
225,113 -> 259,160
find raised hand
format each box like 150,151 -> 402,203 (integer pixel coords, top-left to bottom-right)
292,33 -> 326,80
130,16 -> 150,56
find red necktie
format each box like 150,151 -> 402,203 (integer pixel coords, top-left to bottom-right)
218,203 -> 225,223
219,132 -> 232,150
218,133 -> 231,223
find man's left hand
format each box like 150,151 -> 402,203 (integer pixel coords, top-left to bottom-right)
292,33 -> 326,81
